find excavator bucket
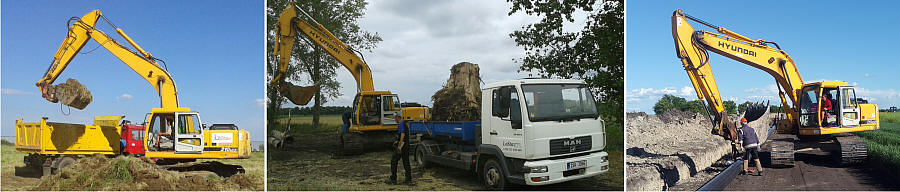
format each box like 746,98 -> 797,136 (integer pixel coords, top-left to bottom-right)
46,78 -> 93,110
743,101 -> 770,122
278,82 -> 318,105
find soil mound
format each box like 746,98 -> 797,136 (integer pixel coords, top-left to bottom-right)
431,62 -> 481,121
33,155 -> 260,191
51,78 -> 93,110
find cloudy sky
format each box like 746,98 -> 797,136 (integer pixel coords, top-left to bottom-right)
284,0 -> 590,107
627,1 -> 900,113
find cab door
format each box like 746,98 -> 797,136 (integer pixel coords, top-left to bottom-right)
839,87 -> 860,127
174,112 -> 204,153
488,86 -> 526,158
381,94 -> 400,125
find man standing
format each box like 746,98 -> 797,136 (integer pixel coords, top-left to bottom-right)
738,117 -> 763,176
387,115 -> 412,185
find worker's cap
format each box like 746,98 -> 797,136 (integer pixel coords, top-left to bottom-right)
741,117 -> 748,123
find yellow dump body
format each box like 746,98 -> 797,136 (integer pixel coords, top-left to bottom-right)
15,116 -> 123,155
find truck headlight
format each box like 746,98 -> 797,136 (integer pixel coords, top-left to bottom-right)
602,156 -> 608,162
525,166 -> 548,173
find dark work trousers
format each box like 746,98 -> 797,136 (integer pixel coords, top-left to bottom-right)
390,142 -> 411,182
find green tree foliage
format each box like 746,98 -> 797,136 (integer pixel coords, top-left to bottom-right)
507,0 -> 623,125
723,100 -> 737,114
653,94 -> 711,115
266,0 -> 381,129
276,106 -> 353,116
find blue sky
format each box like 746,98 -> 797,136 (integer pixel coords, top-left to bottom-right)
626,0 -> 900,113
1,1 -> 265,140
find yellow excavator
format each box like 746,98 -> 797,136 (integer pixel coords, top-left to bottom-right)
672,9 -> 878,166
33,10 -> 251,161
272,3 -> 424,155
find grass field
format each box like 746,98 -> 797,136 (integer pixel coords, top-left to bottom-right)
853,112 -> 900,174
271,114 -> 343,135
0,140 -> 264,190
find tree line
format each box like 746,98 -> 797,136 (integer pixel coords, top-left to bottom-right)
275,106 -> 353,116
653,94 -> 784,115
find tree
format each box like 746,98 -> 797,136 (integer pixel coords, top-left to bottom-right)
266,0 -> 381,129
654,94 -> 686,114
507,0 -> 623,124
723,100 -> 737,115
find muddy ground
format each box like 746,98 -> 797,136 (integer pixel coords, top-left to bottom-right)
267,131 -> 623,190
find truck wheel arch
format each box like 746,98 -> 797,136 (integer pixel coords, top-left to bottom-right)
477,145 -> 512,180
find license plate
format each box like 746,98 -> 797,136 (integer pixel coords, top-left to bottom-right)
567,160 -> 587,170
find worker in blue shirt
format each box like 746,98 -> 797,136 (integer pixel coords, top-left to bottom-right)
387,115 -> 412,185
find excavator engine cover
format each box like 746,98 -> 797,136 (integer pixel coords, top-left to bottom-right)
278,81 -> 318,105
47,78 -> 93,110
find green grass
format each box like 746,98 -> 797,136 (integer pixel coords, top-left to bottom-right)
271,115 -> 343,134
853,112 -> 900,175
605,121 -> 624,152
203,151 -> 265,181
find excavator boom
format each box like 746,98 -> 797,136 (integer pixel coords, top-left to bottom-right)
37,10 -> 179,109
272,2 -> 374,105
672,9 -> 804,136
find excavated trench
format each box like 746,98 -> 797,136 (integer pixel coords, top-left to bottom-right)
626,110 -> 774,191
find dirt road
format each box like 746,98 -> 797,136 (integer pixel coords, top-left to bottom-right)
670,149 -> 900,190
724,151 -> 899,191
267,132 -> 623,190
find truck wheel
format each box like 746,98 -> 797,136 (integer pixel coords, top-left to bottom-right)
415,145 -> 429,168
52,157 -> 76,174
481,158 -> 507,190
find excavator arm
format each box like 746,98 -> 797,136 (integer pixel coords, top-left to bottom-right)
36,10 -> 179,109
271,2 -> 374,105
672,9 -> 803,136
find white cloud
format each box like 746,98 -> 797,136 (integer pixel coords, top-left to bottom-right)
255,99 -> 265,107
626,86 -> 695,102
864,73 -> 871,77
117,94 -> 133,99
1,89 -> 32,95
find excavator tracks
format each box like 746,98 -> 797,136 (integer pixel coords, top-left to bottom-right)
835,136 -> 867,166
339,132 -> 365,156
768,134 -> 796,167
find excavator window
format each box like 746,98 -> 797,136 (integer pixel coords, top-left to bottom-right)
798,88 -> 819,127
148,114 -> 176,151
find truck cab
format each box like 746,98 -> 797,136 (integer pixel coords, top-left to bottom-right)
479,79 -> 608,187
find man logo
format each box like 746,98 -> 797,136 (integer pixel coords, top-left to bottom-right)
563,139 -> 582,146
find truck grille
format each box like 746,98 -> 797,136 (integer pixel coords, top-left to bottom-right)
550,136 -> 591,155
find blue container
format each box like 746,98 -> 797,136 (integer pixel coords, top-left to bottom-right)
408,121 -> 481,142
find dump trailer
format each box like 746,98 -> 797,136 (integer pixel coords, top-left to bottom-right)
16,116 -> 126,176
409,79 -> 609,190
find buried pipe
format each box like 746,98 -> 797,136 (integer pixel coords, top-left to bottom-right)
698,159 -> 744,191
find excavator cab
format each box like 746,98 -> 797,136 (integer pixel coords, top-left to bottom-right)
146,109 -> 204,154
350,91 -> 400,130
797,82 -> 876,135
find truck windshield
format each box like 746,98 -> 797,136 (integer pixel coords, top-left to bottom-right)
521,84 -> 599,122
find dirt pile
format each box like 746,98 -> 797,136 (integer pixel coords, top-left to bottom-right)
431,62 -> 481,121
34,155 -> 260,191
50,78 -> 93,110
626,110 -> 775,191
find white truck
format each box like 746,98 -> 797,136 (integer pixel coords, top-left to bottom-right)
408,79 -> 608,190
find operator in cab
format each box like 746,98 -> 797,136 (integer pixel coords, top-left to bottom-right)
387,114 -> 412,185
